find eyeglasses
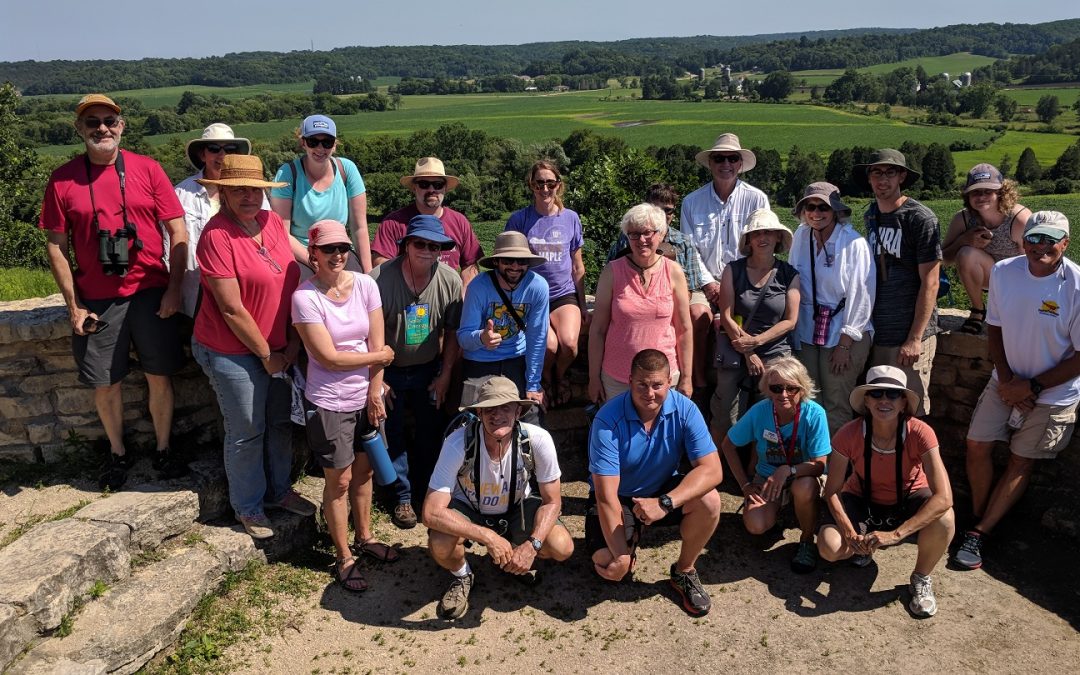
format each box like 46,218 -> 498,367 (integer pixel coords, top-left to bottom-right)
532,179 -> 560,190
414,179 -> 446,190
710,154 -> 742,164
304,137 -> 335,149
409,239 -> 443,252
317,244 -> 351,255
204,143 -> 240,154
497,258 -> 531,266
627,229 -> 662,241
257,246 -> 283,274
82,117 -> 120,130
1024,233 -> 1065,246
868,168 -> 900,179
866,389 -> 904,400
768,384 -> 800,395
802,203 -> 833,213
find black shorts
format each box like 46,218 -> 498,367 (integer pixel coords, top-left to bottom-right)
584,474 -> 684,556
304,401 -> 376,470
549,294 -> 580,312
72,286 -> 185,386
821,488 -> 933,534
448,494 -> 545,546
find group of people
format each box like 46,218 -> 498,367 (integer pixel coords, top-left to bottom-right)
39,94 -> 1079,622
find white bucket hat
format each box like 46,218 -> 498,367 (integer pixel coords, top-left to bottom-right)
185,123 -> 251,170
738,209 -> 792,255
849,365 -> 920,415
694,133 -> 757,172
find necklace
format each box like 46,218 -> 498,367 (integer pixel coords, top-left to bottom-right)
313,272 -> 350,299
627,254 -> 663,285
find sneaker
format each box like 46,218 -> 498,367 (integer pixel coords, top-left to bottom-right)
851,553 -> 874,568
669,564 -> 711,616
791,541 -> 818,574
909,573 -> 937,617
236,513 -> 275,540
437,572 -> 474,620
953,530 -> 984,570
392,502 -> 418,529
265,489 -> 317,517
98,453 -> 130,491
152,447 -> 189,479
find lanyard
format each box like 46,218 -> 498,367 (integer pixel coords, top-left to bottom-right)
84,151 -> 128,234
772,403 -> 801,466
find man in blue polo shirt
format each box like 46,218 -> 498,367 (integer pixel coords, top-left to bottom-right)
586,349 -> 723,616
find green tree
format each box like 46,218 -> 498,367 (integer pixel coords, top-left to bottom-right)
1050,140 -> 1080,181
779,146 -> 825,206
743,147 -> 782,200
956,83 -> 997,119
0,82 -> 49,268
1035,94 -> 1061,124
994,95 -> 1018,122
1015,147 -> 1042,184
758,71 -> 794,101
920,143 -> 956,195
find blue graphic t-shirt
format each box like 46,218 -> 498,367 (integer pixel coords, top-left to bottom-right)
726,399 -> 831,478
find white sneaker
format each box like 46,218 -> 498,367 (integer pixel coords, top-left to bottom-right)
909,573 -> 937,617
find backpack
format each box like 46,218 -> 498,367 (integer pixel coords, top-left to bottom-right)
444,411 -> 535,513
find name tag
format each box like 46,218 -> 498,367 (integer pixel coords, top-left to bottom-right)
404,303 -> 431,345
763,430 -> 780,444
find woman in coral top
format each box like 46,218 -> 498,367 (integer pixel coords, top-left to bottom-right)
588,203 -> 692,402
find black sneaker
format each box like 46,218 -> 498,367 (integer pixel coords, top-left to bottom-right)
152,447 -> 189,479
98,453 -> 130,491
669,564 -> 711,616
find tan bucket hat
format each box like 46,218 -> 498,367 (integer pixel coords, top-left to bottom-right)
478,231 -> 547,269
195,155 -> 286,189
792,181 -> 851,219
695,133 -> 757,172
849,365 -> 920,415
185,123 -> 252,170
400,156 -> 460,190
462,375 -> 536,411
738,209 -> 792,255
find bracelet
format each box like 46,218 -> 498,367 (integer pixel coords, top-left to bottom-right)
836,345 -> 851,351
259,352 -> 272,361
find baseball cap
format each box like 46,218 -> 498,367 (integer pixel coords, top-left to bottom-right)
1024,211 -> 1070,241
301,114 -> 336,138
75,94 -> 121,116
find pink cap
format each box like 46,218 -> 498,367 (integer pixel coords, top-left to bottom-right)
308,220 -> 350,247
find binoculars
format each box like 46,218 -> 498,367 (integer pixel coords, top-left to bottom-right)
97,224 -> 144,276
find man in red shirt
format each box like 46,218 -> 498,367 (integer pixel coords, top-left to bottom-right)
39,94 -> 189,490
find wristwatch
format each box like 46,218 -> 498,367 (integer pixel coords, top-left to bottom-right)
528,536 -> 543,552
1030,377 -> 1045,396
658,494 -> 674,514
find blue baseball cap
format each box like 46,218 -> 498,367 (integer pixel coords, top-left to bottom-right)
301,114 -> 336,138
398,214 -> 455,250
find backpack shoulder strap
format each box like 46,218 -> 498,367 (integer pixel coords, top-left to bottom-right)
334,157 -> 348,191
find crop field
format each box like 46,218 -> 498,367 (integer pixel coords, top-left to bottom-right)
792,52 -> 1002,86
100,81 -> 316,108
953,130 -> 1079,174
1000,87 -> 1080,107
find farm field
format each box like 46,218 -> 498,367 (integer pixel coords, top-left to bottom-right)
792,52 -> 1001,86
1000,86 -> 1080,107
52,81 -> 318,108
952,130 -> 1079,175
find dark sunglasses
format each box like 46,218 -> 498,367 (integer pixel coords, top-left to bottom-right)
497,258 -> 531,266
1024,233 -> 1064,246
410,239 -> 443,252
710,154 -> 742,164
533,179 -> 560,190
867,389 -> 904,400
304,137 -> 335,149
317,244 -> 351,255
659,206 -> 676,215
414,179 -> 446,190
768,384 -> 800,395
204,143 -> 240,154
82,116 -> 120,129
802,203 -> 833,213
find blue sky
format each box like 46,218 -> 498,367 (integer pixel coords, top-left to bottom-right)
1,0 -> 1076,62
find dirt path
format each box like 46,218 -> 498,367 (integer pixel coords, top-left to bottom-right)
221,480 -> 1080,674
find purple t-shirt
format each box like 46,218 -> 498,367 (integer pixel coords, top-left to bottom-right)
291,273 -> 382,413
505,207 -> 583,300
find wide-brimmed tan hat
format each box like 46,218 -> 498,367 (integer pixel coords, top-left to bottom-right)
853,148 -> 921,189
185,123 -> 252,170
478,231 -> 546,269
792,182 -> 851,219
196,155 -> 286,189
695,133 -> 756,172
849,365 -> 920,415
738,209 -> 792,255
462,375 -> 535,411
400,156 -> 460,190
75,93 -> 120,116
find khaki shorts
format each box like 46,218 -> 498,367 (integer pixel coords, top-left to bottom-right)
869,335 -> 936,417
967,381 -> 1078,459
689,290 -> 709,308
749,472 -> 826,507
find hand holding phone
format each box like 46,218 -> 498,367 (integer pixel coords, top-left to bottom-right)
82,316 -> 109,334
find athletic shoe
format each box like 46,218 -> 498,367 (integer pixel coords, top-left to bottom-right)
669,564 -> 711,616
909,573 -> 937,617
152,447 -> 189,479
953,530 -> 984,570
97,453 -> 130,491
851,553 -> 874,568
236,513 -> 274,540
790,541 -> 818,574
265,489 -> 317,517
392,503 -> 418,529
437,572 -> 474,620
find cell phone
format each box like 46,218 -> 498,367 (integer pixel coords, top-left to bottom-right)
82,316 -> 109,333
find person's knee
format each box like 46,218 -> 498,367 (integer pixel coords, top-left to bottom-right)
427,530 -> 460,561
816,527 -> 844,561
966,439 -> 994,461
544,526 -> 575,562
743,511 -> 772,536
790,476 -> 819,503
932,507 -> 956,537
1006,453 -> 1037,475
688,489 -> 722,521
557,331 -> 579,357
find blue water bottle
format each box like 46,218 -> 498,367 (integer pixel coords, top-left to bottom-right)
360,427 -> 397,486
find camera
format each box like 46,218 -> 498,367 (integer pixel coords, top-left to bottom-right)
97,222 -> 144,276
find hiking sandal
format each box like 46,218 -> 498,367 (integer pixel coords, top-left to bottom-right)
959,308 -> 986,335
335,556 -> 367,593
351,538 -> 401,563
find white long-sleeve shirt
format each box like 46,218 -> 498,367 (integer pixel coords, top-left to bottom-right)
679,179 -> 769,285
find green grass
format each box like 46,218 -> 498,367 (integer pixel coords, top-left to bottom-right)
106,81 -> 315,108
0,268 -> 58,301
953,130 -> 1079,176
792,52 -> 1001,86
999,87 -> 1080,108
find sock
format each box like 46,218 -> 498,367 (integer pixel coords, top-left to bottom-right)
911,572 -> 930,582
452,562 -> 471,578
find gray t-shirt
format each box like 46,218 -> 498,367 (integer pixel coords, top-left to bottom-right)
865,198 -> 942,346
369,258 -> 462,367
730,257 -> 799,360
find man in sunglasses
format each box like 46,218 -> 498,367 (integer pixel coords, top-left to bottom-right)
680,134 -> 769,392
173,123 -> 260,317
372,157 -> 483,290
39,94 -> 189,489
854,148 -> 942,417
957,211 -> 1080,570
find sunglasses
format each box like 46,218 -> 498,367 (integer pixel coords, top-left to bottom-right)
710,154 -> 742,164
533,179 -> 560,190
1024,233 -> 1065,245
82,117 -> 120,130
204,143 -> 240,154
802,203 -> 833,213
659,206 -> 676,215
768,384 -> 800,395
627,229 -> 661,241
866,389 -> 904,400
497,258 -> 531,266
409,239 -> 443,252
317,244 -> 352,255
414,179 -> 446,190
304,137 -> 335,149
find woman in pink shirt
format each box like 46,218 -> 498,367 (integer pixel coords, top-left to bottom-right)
588,203 -> 693,402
